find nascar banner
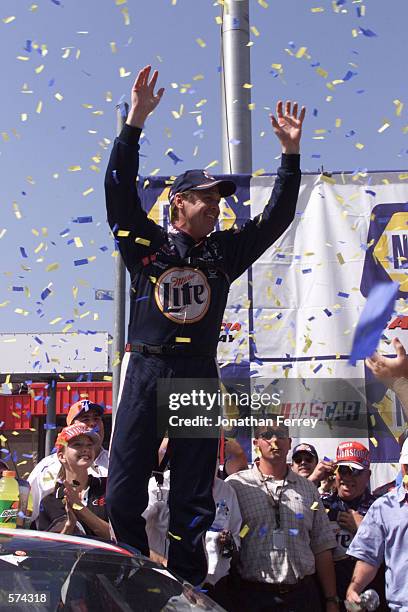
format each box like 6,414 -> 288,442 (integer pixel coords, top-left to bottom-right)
140,169 -> 408,486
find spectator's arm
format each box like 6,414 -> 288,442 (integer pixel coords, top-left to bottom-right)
315,550 -> 338,610
346,561 -> 378,605
223,438 -> 248,476
72,504 -> 111,540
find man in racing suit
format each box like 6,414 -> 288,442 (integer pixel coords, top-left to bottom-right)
105,65 -> 306,585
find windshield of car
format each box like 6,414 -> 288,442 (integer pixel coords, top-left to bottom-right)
0,532 -> 224,611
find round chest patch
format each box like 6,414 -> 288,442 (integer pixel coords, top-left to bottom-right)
154,267 -> 211,324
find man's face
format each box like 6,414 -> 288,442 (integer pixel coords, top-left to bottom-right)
74,409 -> 104,449
254,428 -> 291,464
176,188 -> 221,239
292,451 -> 317,478
336,465 -> 370,501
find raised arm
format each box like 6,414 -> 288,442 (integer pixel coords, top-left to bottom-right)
104,66 -> 165,272
223,101 -> 306,280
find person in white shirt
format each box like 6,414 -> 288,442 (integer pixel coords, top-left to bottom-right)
28,399 -> 108,525
143,464 -> 241,606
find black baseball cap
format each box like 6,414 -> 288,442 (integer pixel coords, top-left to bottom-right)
168,169 -> 236,204
292,443 -> 319,462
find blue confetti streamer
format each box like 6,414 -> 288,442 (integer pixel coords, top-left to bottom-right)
74,258 -> 89,266
13,286 -> 24,292
359,27 -> 378,37
166,150 -> 183,165
40,287 -> 52,301
338,292 -> 349,298
73,216 -> 93,224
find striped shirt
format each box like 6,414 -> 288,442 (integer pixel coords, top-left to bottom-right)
226,466 -> 336,584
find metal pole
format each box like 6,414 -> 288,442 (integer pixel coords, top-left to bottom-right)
112,103 -> 128,420
221,0 -> 253,174
44,377 -> 57,457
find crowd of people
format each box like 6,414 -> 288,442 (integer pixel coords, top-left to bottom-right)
0,379 -> 406,611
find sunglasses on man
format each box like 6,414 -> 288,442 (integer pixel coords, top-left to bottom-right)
337,465 -> 366,477
292,453 -> 315,464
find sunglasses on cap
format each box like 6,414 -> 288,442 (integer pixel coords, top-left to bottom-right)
337,465 -> 366,477
258,430 -> 287,440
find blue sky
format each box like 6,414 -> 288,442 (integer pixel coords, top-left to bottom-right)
1,0 -> 407,337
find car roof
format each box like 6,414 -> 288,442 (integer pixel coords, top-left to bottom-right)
0,527 -> 135,556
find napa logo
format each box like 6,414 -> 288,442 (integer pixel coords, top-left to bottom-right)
360,203 -> 408,298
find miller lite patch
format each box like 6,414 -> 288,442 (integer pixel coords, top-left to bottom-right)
154,267 -> 211,323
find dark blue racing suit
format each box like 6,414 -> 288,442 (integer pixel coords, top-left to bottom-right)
105,123 -> 301,585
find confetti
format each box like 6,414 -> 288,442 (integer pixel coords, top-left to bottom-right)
239,524 -> 250,538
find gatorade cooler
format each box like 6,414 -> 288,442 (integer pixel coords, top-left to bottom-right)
0,471 -> 33,528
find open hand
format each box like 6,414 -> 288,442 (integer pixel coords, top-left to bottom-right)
127,65 -> 165,128
63,480 -> 83,509
270,100 -> 306,154
365,337 -> 408,381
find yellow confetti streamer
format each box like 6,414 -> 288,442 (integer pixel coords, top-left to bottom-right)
135,237 -> 151,246
296,47 -> 307,59
3,16 -> 16,24
175,337 -> 191,343
370,437 -> 378,448
310,501 -> 319,510
55,93 -> 63,101
355,143 -> 364,150
46,263 -> 59,272
336,253 -> 345,265
394,99 -> 403,116
119,67 -> 131,78
258,0 -> 268,7
49,317 -> 62,325
121,7 -> 130,25
243,83 -> 253,89
316,67 -> 328,78
239,524 -> 250,538
320,174 -> 335,185
250,26 -> 260,37
335,118 -> 342,128
36,101 -> 43,114
378,121 -> 390,133
68,166 -> 81,172
311,7 -> 324,12
168,531 -> 182,541
252,168 -> 266,177
196,38 -> 207,48
82,187 -> 94,196
74,237 -> 83,248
